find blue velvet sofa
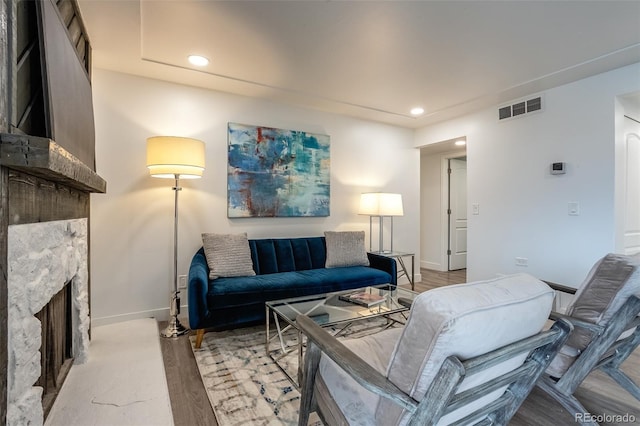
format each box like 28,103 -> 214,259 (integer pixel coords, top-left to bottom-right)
188,236 -> 397,348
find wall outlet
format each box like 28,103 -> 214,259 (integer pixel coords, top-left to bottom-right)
515,257 -> 528,267
178,275 -> 187,289
568,202 -> 580,216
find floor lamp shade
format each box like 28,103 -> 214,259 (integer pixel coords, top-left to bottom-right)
146,136 -> 205,178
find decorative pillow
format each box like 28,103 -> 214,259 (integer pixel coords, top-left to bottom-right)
324,231 -> 369,268
201,233 -> 256,280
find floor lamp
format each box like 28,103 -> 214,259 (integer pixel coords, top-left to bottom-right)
147,136 -> 205,338
359,192 -> 404,253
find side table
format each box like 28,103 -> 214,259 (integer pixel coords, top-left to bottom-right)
370,251 -> 415,290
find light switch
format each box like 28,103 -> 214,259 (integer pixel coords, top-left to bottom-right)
568,202 -> 580,216
472,203 -> 480,215
178,275 -> 187,289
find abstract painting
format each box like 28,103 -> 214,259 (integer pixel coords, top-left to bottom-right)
227,123 -> 330,217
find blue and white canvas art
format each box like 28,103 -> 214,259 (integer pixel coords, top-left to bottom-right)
227,123 -> 330,217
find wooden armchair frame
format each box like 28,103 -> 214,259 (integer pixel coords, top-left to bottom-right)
296,314 -> 571,426
538,282 -> 640,426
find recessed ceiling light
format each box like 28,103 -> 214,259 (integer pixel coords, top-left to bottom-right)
188,55 -> 209,67
410,107 -> 425,116
455,140 -> 466,146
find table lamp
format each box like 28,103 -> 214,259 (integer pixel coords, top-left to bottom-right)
359,192 -> 403,253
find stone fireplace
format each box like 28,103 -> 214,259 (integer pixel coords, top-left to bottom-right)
1,1 -> 105,422
7,218 -> 90,425
0,134 -> 105,424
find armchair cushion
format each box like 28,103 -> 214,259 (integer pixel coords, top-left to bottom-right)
546,253 -> 640,377
318,327 -> 403,425
566,253 -> 640,331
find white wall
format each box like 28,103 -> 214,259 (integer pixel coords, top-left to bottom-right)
90,69 -> 418,326
415,63 -> 640,287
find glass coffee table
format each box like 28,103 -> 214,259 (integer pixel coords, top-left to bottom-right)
265,284 -> 418,387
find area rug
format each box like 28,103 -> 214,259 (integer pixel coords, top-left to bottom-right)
190,318 -> 397,425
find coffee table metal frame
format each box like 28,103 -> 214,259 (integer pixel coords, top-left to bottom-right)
265,284 -> 418,388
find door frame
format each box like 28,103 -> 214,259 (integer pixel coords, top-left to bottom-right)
624,132 -> 640,254
440,152 -> 468,272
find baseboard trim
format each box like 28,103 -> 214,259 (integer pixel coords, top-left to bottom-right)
398,273 -> 422,286
91,305 -> 188,328
421,260 -> 444,271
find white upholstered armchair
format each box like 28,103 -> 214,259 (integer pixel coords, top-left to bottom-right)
297,273 -> 572,425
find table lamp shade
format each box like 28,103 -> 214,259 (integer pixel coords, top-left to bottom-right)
147,136 -> 205,179
359,193 -> 404,216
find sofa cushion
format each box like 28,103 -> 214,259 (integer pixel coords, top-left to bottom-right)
325,231 -> 369,268
296,267 -> 390,288
202,233 -> 256,279
249,237 -> 326,274
207,266 -> 391,310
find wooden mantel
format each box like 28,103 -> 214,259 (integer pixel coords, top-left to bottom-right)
0,133 -> 106,194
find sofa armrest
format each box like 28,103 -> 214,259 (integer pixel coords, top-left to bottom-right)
367,252 -> 398,285
188,248 -> 211,330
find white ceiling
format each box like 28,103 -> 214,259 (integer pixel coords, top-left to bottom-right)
77,0 -> 640,129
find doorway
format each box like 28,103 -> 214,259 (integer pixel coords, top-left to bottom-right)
448,157 -> 467,270
419,139 -> 467,273
624,132 -> 640,254
616,92 -> 640,255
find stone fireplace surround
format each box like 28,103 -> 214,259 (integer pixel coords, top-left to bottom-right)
1,133 -> 106,425
7,218 -> 90,425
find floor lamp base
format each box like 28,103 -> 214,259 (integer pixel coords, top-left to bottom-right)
161,316 -> 189,338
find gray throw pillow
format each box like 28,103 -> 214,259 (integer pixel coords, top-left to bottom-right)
201,233 -> 256,279
325,231 -> 370,268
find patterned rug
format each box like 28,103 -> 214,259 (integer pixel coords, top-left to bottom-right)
190,318 -> 396,425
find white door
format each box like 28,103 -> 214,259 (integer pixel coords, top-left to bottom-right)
448,158 -> 467,270
624,133 -> 640,254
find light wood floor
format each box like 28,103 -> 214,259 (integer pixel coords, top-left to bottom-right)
160,268 -> 640,426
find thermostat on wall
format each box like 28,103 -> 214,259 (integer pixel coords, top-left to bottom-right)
551,162 -> 566,175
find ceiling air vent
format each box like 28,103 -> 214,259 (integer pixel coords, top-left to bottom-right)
512,102 -> 526,117
498,96 -> 543,121
499,106 -> 512,120
527,97 -> 542,112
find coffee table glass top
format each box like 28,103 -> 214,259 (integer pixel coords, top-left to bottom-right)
265,284 -> 418,327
